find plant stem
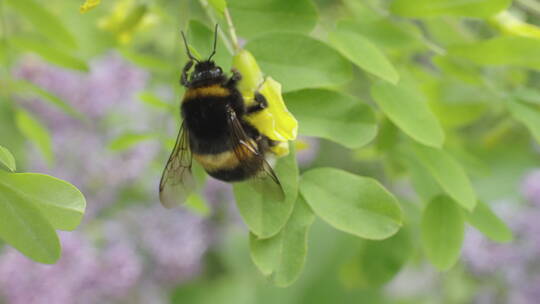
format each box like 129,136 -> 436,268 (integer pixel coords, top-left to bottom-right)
0,0 -> 12,100
517,0 -> 540,17
223,7 -> 240,53
198,0 -> 234,54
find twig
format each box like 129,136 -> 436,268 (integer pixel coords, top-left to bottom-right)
0,0 -> 12,99
517,0 -> 540,17
223,7 -> 240,53
198,0 -> 234,54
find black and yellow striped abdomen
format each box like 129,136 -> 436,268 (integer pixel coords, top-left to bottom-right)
193,140 -> 263,182
181,82 -> 266,182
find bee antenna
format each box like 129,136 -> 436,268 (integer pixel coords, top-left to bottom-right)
181,30 -> 199,63
208,24 -> 219,61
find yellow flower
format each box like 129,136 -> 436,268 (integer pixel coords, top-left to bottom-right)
491,11 -> 540,39
232,49 -> 264,97
98,0 -> 157,44
246,77 -> 298,142
232,50 -> 298,157
80,0 -> 101,13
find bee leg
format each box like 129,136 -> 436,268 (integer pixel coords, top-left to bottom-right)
181,60 -> 194,87
226,68 -> 242,87
246,92 -> 268,114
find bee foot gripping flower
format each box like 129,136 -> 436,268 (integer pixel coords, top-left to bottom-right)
232,50 -> 298,157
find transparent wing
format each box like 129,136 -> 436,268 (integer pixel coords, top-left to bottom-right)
159,123 -> 196,208
226,106 -> 285,202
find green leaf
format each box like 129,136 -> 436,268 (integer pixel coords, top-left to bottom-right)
371,81 -> 445,148
184,193 -> 210,216
10,37 -> 88,71
0,101 -> 25,163
401,151 -> 442,202
465,201 -> 513,243
448,36 -> 540,71
15,109 -> 54,165
10,80 -> 84,120
0,43 -> 7,64
421,195 -> 464,271
432,56 -> 482,85
508,99 -> 540,143
513,87 -> 540,106
245,32 -> 353,92
0,171 -> 86,231
341,0 -> 381,22
228,0 -> 318,39
5,0 -> 77,49
250,195 -> 315,286
329,29 -> 399,84
233,145 -> 298,238
108,133 -> 154,151
0,145 -> 16,172
411,143 -> 476,211
0,179 -> 60,264
424,18 -> 472,46
424,81 -> 488,128
119,49 -> 171,73
208,0 -> 227,15
138,92 -> 175,111
340,228 -> 412,288
300,168 -> 402,240
188,20 -> 231,72
390,0 -> 511,18
336,19 -> 423,51
284,89 -> 377,149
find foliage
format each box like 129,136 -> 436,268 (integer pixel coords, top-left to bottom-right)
0,146 -> 86,264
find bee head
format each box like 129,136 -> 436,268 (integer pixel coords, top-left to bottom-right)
190,60 -> 223,83
181,24 -> 225,85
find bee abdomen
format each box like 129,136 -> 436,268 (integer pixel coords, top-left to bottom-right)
193,150 -> 239,171
207,165 -> 259,182
193,148 -> 262,182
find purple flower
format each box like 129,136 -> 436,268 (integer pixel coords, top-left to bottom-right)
461,170 -> 540,303
508,275 -> 540,304
462,226 -> 521,276
0,232 -> 141,304
521,169 -> 540,206
14,53 -> 160,216
14,53 -> 148,121
122,205 -> 212,285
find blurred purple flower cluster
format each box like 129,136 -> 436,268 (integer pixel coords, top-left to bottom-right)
122,205 -> 213,285
0,232 -> 141,304
14,54 -> 159,215
462,169 -> 540,304
0,54 -> 217,303
0,207 -> 212,304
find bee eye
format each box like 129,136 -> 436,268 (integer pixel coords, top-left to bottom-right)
217,67 -> 222,73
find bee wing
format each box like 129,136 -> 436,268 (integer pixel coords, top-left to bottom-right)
226,106 -> 285,202
159,122 -> 196,208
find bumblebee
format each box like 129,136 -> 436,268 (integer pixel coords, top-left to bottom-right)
159,26 -> 283,208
